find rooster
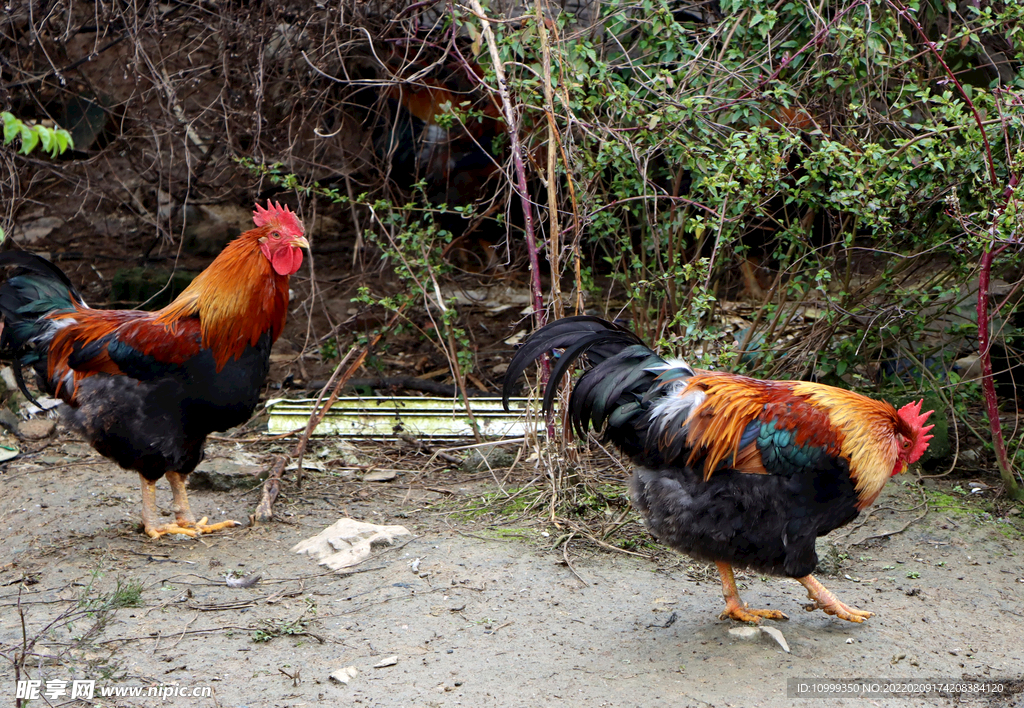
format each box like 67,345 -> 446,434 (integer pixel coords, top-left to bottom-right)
0,202 -> 308,539
503,316 -> 934,623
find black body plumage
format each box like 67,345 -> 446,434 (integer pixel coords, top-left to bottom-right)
504,316 -> 863,579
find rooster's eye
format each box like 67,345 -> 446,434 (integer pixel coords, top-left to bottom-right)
271,231 -> 281,239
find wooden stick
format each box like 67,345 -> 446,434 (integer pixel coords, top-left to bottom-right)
252,309 -> 404,523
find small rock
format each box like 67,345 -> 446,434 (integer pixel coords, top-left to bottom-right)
329,666 -> 358,685
461,447 -> 517,473
373,655 -> 398,668
190,460 -> 269,491
0,408 -> 20,434
19,419 -> 56,440
728,626 -> 760,640
0,366 -> 17,391
333,441 -> 370,466
364,469 -> 398,482
814,537 -> 847,576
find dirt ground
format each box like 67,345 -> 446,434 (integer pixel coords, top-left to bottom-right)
1,430 -> 1023,708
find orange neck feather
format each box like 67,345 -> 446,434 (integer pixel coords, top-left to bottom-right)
790,382 -> 900,508
157,226 -> 290,370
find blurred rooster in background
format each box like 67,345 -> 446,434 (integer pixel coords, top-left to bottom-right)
378,71 -> 503,207
504,316 -> 933,623
0,202 -> 308,539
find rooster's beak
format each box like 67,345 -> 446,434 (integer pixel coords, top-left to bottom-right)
293,236 -> 310,250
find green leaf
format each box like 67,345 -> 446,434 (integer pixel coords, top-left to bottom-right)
19,125 -> 39,155
54,130 -> 70,154
38,126 -> 54,154
2,113 -> 20,145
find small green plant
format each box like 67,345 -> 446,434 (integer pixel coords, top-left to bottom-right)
906,571 -> 921,579
320,337 -> 339,362
251,619 -> 310,643
252,598 -> 318,643
78,574 -> 144,612
2,112 -> 74,157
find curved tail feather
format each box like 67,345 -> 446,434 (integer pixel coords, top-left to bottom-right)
502,316 -> 693,457
0,251 -> 85,399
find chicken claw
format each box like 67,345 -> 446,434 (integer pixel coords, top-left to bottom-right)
139,473 -> 239,540
193,517 -> 242,534
716,561 -> 788,623
719,602 -> 790,624
145,523 -> 200,539
797,574 -> 874,623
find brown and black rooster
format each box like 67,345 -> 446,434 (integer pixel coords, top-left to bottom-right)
0,202 -> 308,539
504,316 -> 934,623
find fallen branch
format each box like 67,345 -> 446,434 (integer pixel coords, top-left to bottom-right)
253,310 -> 404,523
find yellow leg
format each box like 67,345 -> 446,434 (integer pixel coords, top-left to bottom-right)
716,561 -> 788,623
139,473 -> 198,539
797,574 -> 873,623
165,471 -> 240,535
139,472 -> 240,539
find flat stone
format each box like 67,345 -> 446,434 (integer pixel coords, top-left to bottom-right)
19,419 -> 56,440
364,469 -> 398,482
728,626 -> 760,640
190,459 -> 268,491
329,666 -> 358,685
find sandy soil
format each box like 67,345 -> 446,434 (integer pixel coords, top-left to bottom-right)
1,433 -> 1023,708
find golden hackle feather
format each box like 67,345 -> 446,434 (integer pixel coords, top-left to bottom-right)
667,374 -> 901,508
791,381 -> 901,509
47,225 -> 290,393
156,226 -> 290,370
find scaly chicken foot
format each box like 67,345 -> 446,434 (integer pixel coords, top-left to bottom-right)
797,574 -> 873,623
139,473 -> 239,539
716,561 -> 788,623
166,471 -> 240,534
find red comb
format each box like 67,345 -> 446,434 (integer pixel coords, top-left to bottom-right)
898,399 -> 935,463
898,399 -> 933,429
253,200 -> 304,234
